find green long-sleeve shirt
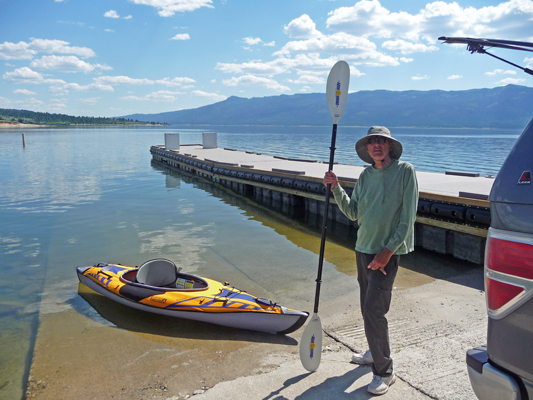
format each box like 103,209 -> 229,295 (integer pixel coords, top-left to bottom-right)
331,159 -> 419,255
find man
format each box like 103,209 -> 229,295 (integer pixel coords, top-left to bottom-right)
323,126 -> 418,395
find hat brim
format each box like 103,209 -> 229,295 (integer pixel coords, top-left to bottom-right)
355,135 -> 403,164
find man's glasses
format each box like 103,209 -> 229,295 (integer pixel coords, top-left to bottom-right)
367,136 -> 387,145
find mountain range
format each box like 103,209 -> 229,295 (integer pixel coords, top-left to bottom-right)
121,84 -> 533,129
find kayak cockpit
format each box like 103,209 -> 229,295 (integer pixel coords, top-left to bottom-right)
116,258 -> 209,291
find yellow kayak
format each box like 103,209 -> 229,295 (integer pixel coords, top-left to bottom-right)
76,259 -> 308,334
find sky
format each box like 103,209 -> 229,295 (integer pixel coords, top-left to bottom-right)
1,0 -> 533,118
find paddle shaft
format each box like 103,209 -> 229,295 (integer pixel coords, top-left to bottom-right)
312,123 -> 337,314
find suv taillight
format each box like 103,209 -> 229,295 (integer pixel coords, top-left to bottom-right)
486,278 -> 523,311
487,237 -> 533,279
485,233 -> 533,315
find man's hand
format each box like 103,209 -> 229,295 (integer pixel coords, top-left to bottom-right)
367,248 -> 394,275
323,171 -> 338,189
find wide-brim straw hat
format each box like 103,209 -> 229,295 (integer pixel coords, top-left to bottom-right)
355,126 -> 403,164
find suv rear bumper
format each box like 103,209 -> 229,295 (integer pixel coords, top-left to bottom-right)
467,346 -> 521,400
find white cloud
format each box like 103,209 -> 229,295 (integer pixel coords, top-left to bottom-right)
18,98 -> 44,106
221,75 -> 290,91
104,10 -> 120,18
485,69 -> 517,76
382,39 -> 438,54
171,33 -> 190,40
95,64 -> 113,71
217,59 -> 288,75
190,90 -> 227,102
326,0 -> 420,40
157,77 -> 196,86
124,15 -> 133,19
242,37 -> 276,51
80,97 -> 101,105
412,75 -> 430,80
0,39 -> 96,60
275,32 -> 399,67
447,75 -> 462,80
92,75 -> 195,88
47,101 -> 66,111
129,0 -> 214,17
49,82 -> 115,93
326,0 -> 533,44
30,55 -> 99,73
27,39 -> 96,58
0,41 -> 36,60
399,57 -> 414,63
284,14 -> 322,39
3,67 -> 66,85
218,54 -> 364,80
243,37 -> 262,46
288,75 -> 326,85
122,90 -> 184,102
497,77 -> 525,85
95,75 -> 155,85
14,89 -> 37,95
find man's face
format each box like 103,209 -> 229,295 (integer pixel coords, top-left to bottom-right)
366,136 -> 392,162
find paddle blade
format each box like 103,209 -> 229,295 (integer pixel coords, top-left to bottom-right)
299,313 -> 323,372
326,60 -> 350,125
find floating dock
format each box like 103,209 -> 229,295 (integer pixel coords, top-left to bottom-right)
151,134 -> 494,264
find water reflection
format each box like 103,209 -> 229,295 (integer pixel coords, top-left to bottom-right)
156,163 -> 482,291
74,283 -> 298,345
138,223 -> 215,269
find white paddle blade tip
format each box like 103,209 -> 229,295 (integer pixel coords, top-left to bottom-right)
326,60 -> 350,125
299,313 -> 323,372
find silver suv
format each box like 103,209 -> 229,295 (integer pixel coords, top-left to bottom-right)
467,118 -> 533,400
440,37 -> 533,400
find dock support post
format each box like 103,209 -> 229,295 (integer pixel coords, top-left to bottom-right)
165,133 -> 180,150
203,132 -> 217,149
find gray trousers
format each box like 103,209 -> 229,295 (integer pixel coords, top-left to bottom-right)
356,251 -> 399,377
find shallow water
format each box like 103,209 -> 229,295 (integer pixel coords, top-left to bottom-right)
0,125 -> 516,399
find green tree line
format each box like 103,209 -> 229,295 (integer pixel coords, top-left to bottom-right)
0,108 -> 163,125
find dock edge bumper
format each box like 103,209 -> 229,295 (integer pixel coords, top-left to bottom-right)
466,346 -> 520,400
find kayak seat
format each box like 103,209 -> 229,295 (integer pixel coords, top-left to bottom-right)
136,259 -> 179,288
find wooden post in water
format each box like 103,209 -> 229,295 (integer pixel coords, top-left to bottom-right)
22,133 -> 26,148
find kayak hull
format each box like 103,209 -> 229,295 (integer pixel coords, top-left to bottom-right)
76,263 -> 308,335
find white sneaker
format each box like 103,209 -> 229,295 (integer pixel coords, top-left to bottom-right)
351,349 -> 373,365
367,373 -> 396,395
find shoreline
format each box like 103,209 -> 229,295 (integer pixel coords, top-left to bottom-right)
0,122 -> 49,129
0,122 -> 168,129
0,122 -> 518,131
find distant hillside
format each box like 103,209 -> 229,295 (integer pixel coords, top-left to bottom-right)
122,85 -> 533,129
0,108 -> 162,126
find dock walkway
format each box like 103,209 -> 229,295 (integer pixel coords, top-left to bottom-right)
151,144 -> 493,264
162,144 -> 494,199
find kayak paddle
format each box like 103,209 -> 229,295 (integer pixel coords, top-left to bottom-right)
299,60 -> 350,372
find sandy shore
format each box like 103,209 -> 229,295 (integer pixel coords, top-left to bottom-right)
0,122 -> 48,129
24,251 -> 485,400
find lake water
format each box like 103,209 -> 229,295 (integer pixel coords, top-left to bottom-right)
0,125 -> 521,399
